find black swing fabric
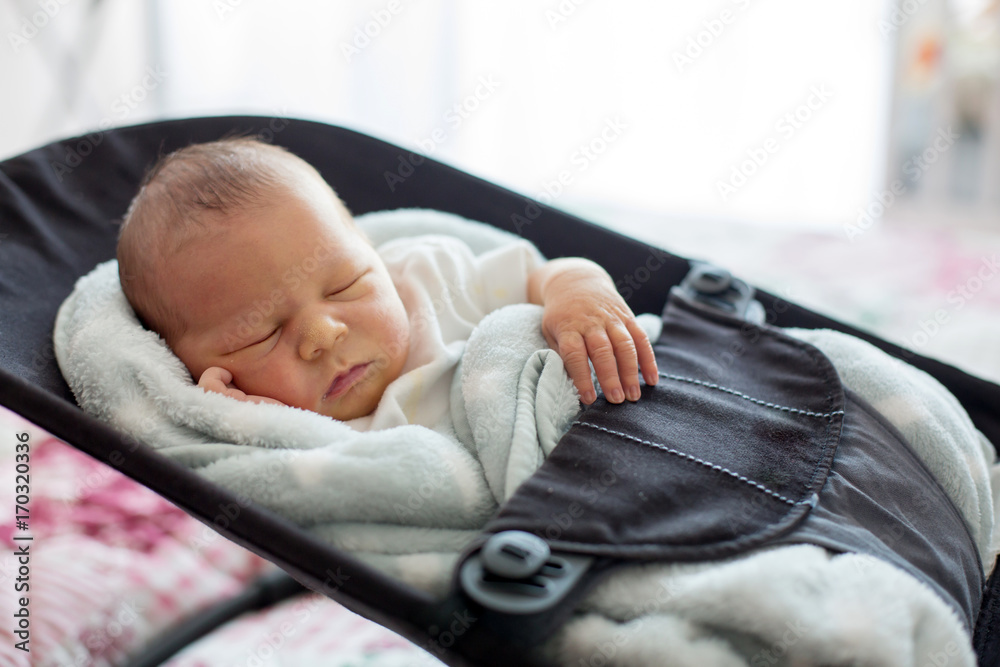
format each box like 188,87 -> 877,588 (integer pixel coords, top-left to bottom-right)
3,116 -> 1000,666
457,292 -> 983,648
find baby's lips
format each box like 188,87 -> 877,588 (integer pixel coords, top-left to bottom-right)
323,362 -> 371,401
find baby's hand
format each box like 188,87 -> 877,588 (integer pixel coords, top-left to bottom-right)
198,367 -> 286,406
529,258 -> 658,405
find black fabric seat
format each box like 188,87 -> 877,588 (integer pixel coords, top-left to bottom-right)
3,116 -> 1000,666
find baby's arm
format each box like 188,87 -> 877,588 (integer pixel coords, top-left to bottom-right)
528,258 -> 658,405
198,367 -> 286,406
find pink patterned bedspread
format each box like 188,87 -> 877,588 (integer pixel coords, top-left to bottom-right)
0,409 -> 433,667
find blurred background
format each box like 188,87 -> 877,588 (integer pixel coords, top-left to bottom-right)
2,0 -> 998,229
2,0 -> 999,381
1,2 -> 999,664
1,0 -> 902,229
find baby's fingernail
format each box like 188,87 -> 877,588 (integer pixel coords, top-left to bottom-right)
610,388 -> 625,403
582,390 -> 596,404
627,386 -> 641,401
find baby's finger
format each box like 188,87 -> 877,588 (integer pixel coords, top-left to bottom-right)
556,330 -> 598,404
607,324 -> 642,401
198,366 -> 232,392
246,394 -> 286,406
626,319 -> 659,386
585,329 -> 625,404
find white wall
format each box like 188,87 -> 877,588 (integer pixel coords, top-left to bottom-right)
0,0 -> 893,231
0,0 -> 154,156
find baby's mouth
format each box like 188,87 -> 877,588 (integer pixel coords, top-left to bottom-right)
323,363 -> 371,401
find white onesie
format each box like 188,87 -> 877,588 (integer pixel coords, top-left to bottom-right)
346,234 -> 546,433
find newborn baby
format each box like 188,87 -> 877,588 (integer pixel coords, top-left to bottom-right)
116,138 -> 658,423
54,136 -> 994,667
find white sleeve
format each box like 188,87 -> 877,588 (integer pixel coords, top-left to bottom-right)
379,234 -> 546,320
470,238 -> 547,313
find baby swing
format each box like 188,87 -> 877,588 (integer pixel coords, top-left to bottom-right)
3,115 -> 1000,666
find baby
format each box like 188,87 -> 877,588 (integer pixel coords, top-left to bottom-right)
116,138 -> 658,424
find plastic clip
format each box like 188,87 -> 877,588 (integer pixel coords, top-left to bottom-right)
459,531 -> 593,615
672,261 -> 765,323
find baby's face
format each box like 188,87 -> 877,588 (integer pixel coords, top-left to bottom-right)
162,185 -> 410,421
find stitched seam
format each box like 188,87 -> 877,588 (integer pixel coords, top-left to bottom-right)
658,372 -> 846,419
574,421 -> 805,506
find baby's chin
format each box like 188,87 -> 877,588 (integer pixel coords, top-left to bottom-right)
317,400 -> 378,422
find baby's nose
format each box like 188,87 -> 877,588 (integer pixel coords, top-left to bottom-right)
297,315 -> 347,360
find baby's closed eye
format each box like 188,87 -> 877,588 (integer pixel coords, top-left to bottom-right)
249,328 -> 280,347
224,327 -> 279,355
325,271 -> 368,299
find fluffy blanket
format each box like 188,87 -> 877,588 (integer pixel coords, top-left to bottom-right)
55,209 -> 997,666
548,327 -> 998,667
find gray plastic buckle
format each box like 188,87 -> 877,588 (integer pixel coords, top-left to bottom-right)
672,261 -> 765,323
460,531 -> 593,615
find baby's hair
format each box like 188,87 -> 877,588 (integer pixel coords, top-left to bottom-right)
117,137 -> 347,342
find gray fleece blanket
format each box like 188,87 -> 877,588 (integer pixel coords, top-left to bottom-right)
55,209 -> 998,666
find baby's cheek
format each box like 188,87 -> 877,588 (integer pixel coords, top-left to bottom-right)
238,365 -> 301,406
372,293 -> 411,369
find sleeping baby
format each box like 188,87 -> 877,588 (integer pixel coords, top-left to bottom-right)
54,135 -> 997,667
115,138 -> 659,428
